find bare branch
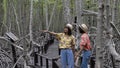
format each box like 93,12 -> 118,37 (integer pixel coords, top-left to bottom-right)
10,0 -> 21,36
47,1 -> 57,30
110,22 -> 120,36
83,9 -> 98,15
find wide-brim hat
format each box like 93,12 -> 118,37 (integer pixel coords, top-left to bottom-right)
66,23 -> 73,30
79,24 -> 88,32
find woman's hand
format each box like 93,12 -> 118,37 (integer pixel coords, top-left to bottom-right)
42,30 -> 48,33
75,52 -> 79,60
41,30 -> 50,33
41,30 -> 56,35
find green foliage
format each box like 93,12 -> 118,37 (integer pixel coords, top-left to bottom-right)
84,0 -> 98,11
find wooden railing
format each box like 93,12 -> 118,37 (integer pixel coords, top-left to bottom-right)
31,37 -> 60,68
37,54 -> 60,68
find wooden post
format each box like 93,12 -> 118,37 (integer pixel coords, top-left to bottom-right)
111,55 -> 116,68
5,32 -> 19,68
90,56 -> 95,68
52,60 -> 59,68
40,56 -> 43,67
11,45 -> 18,68
46,59 -> 49,68
34,52 -> 38,66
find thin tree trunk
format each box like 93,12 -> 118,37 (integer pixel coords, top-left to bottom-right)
23,0 -> 34,68
112,0 -> 118,24
76,0 -> 83,24
75,0 -> 83,49
47,1 -> 57,30
29,0 -> 33,41
45,0 -> 49,30
105,0 -> 110,29
62,0 -> 71,23
11,0 -> 21,37
95,0 -> 104,68
3,0 -> 8,32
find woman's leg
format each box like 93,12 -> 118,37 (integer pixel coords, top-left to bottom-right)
67,49 -> 74,68
80,51 -> 91,68
61,50 -> 67,68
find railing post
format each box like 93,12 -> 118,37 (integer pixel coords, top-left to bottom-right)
111,55 -> 115,68
11,45 -> 18,68
38,54 -> 60,68
52,59 -> 59,68
46,59 -> 49,68
42,46 -> 44,54
34,52 -> 38,66
40,56 -> 43,67
34,46 -> 39,66
90,56 -> 95,68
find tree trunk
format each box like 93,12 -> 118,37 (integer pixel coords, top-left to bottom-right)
76,0 -> 83,24
45,0 -> 49,30
62,0 -> 71,23
105,0 -> 110,30
3,0 -> 8,31
95,0 -> 104,68
75,0 -> 83,49
48,0 -> 57,30
112,0 -> 118,24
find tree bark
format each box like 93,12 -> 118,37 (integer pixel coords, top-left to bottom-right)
45,0 -> 49,30
95,0 -> 104,68
62,0 -> 71,23
75,0 -> 83,49
47,0 -> 57,30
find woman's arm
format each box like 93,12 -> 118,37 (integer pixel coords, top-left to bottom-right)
43,30 -> 62,40
43,30 -> 56,35
75,46 -> 84,58
71,37 -> 76,55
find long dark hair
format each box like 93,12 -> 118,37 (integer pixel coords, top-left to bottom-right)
64,26 -> 72,36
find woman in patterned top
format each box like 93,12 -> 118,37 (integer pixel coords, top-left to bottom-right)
44,24 -> 75,68
75,24 -> 91,68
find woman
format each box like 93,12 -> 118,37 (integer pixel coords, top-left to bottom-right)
44,24 -> 75,68
75,24 -> 91,68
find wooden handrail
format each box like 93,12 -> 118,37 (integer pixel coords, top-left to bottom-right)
37,53 -> 60,60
